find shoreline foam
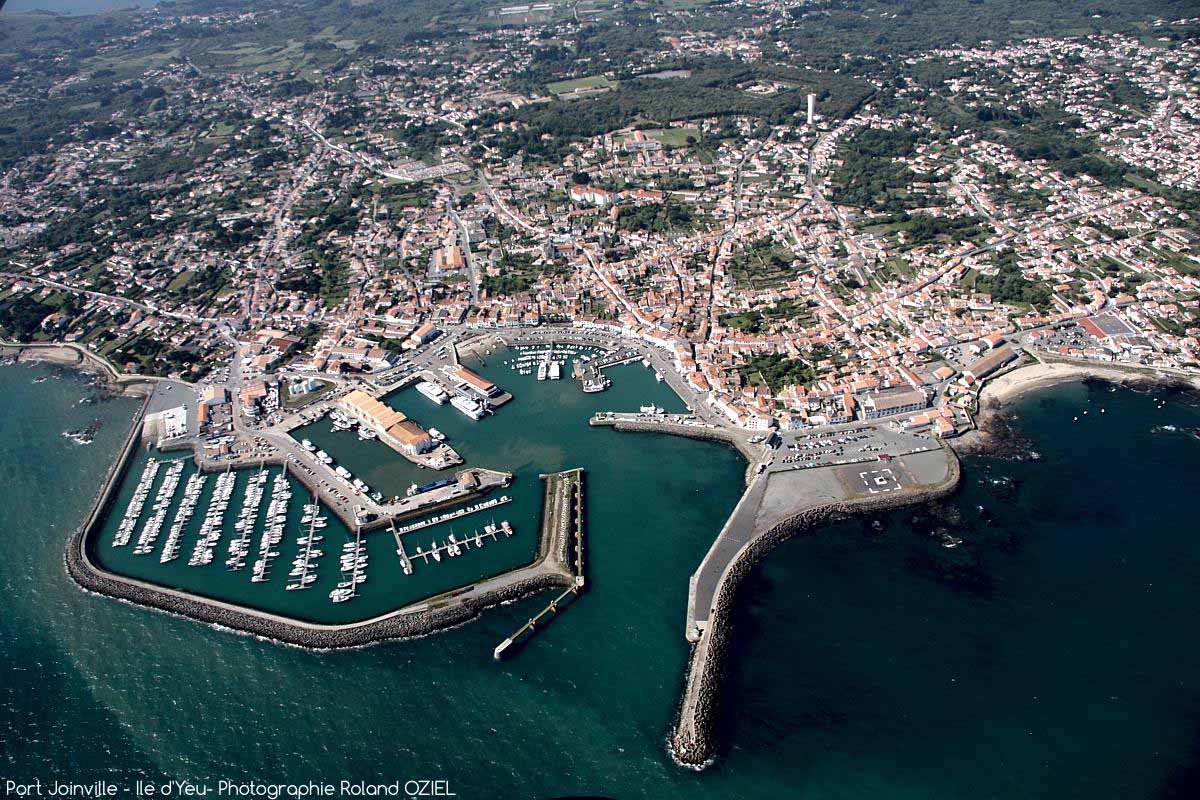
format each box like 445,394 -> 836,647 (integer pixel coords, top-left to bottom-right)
954,358 -> 1200,453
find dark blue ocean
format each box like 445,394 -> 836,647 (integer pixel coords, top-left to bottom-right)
1,362 -> 1198,799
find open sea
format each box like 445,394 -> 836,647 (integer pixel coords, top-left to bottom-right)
1,360 -> 1199,799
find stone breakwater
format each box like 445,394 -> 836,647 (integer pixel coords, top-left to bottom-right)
596,418 -> 762,483
668,450 -> 962,768
65,407 -> 577,650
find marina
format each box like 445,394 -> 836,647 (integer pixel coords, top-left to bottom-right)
83,347 -> 692,626
89,450 -> 538,624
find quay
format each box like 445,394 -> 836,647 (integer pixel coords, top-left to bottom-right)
589,411 -> 767,471
392,494 -> 512,535
493,468 -> 585,660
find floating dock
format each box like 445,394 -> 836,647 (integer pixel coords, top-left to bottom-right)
394,494 -> 512,535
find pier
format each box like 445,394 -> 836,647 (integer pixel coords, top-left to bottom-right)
412,526 -> 503,564
392,494 -> 512,535
493,468 -> 585,660
493,584 -> 580,660
389,522 -> 413,575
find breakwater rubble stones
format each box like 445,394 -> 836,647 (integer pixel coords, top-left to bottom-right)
66,525 -> 569,648
669,451 -> 962,768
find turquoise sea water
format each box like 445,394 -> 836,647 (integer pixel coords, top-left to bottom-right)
2,361 -> 1199,798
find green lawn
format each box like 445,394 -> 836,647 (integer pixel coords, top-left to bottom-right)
546,75 -> 618,95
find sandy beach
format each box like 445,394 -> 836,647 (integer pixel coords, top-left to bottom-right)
954,358 -> 1200,452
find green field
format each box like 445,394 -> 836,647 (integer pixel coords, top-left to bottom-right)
615,126 -> 700,148
546,75 -> 618,95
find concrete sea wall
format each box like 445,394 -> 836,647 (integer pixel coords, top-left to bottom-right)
595,418 -> 761,482
668,450 -> 962,768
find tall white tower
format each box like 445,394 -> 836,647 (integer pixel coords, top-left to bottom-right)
806,93 -> 816,126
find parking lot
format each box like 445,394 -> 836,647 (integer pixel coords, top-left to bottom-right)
766,424 -> 938,472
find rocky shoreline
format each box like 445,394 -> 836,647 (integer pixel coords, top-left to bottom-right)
953,359 -> 1200,457
668,449 -> 962,768
1,339 -> 155,396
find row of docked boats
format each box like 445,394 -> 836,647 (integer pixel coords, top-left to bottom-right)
115,458 -> 162,547
225,467 -> 268,571
190,470 -> 236,566
286,501 -> 327,591
159,471 -> 207,563
250,471 -> 292,583
330,536 -> 368,603
300,435 -> 384,502
132,460 -> 185,556
329,409 -> 380,441
413,519 -> 514,564
505,344 -> 583,379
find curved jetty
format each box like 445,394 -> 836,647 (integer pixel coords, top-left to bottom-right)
667,445 -> 961,767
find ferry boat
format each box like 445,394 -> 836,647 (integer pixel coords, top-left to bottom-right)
451,395 -> 485,420
416,381 -> 449,404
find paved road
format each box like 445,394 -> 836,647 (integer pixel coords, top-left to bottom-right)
1,267 -> 219,325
